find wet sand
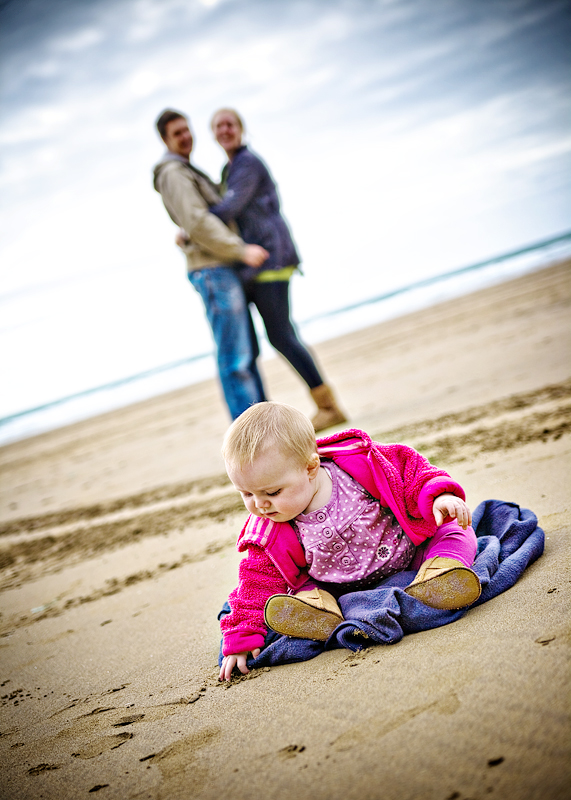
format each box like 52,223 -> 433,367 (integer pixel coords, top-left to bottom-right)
0,260 -> 569,800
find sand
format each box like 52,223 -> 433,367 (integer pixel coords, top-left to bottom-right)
0,260 -> 569,800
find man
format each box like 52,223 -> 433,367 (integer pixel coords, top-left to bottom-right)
153,109 -> 268,419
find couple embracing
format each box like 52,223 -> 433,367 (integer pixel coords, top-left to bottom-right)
153,108 -> 346,431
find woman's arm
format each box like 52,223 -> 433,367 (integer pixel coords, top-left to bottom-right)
210,151 -> 264,222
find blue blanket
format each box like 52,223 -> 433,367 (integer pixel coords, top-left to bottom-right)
218,500 -> 544,667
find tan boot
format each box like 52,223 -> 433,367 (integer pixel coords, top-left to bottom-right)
405,557 -> 481,610
310,384 -> 347,432
264,588 -> 344,641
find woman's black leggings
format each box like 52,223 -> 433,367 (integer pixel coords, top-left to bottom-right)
245,279 -> 323,389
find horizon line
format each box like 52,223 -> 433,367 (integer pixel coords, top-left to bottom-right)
1,228 -> 570,429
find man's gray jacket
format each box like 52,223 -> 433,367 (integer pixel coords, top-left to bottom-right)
153,152 -> 246,272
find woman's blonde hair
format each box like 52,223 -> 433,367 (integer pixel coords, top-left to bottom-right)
222,402 -> 317,469
210,107 -> 245,133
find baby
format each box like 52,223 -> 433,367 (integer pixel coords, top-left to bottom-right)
219,402 -> 480,681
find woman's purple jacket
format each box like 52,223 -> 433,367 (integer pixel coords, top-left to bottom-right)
210,145 -> 300,272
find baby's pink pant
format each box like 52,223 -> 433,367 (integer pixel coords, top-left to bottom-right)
410,520 -> 477,571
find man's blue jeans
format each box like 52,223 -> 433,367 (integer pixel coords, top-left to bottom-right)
188,266 -> 266,419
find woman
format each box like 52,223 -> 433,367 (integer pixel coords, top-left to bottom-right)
209,108 -> 347,432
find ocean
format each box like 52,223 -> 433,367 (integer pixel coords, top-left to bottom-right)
1,231 -> 569,447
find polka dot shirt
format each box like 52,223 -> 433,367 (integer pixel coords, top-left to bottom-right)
293,462 -> 416,586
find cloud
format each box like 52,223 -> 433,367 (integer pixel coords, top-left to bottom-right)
0,0 -> 569,417
0,104 -> 71,146
49,25 -> 104,51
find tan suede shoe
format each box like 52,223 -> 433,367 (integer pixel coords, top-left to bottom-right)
264,588 -> 344,641
405,557 -> 481,610
309,384 -> 348,432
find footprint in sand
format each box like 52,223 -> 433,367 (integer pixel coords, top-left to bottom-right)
72,731 -> 133,759
28,763 -> 60,775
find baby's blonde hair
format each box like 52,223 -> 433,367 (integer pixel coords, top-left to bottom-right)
222,402 -> 317,469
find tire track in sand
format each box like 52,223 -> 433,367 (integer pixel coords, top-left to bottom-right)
0,379 -> 569,635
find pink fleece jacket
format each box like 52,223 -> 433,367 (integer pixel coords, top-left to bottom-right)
221,428 -> 466,656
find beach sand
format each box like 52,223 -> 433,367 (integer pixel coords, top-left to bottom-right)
0,260 -> 569,800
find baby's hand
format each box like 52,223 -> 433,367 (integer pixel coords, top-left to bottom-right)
219,649 -> 261,682
433,494 -> 472,529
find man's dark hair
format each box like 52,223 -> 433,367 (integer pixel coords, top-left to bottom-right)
155,109 -> 186,141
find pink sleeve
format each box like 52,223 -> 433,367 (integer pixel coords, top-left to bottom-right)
417,476 -> 466,521
221,544 -> 287,657
384,443 -> 465,522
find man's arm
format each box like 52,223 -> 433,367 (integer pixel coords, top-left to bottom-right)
158,164 -> 246,263
174,226 -> 267,268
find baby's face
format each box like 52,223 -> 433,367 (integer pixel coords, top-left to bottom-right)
227,449 -> 319,523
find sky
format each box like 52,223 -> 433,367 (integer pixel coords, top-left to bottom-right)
0,0 -> 570,423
